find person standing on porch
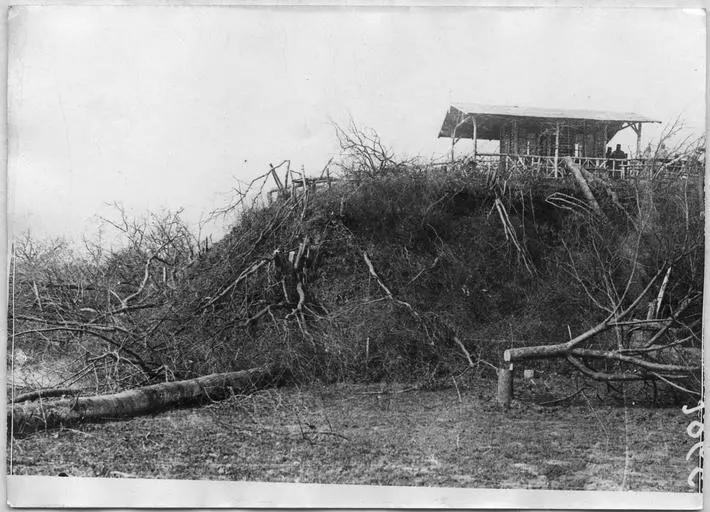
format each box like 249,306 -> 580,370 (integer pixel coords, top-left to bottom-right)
611,144 -> 627,169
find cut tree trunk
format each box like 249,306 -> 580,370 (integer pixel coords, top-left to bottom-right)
9,365 -> 281,435
561,157 -> 602,216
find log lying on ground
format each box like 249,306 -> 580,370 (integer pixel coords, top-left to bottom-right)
9,365 -> 282,435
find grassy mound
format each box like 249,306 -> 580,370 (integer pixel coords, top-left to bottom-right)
155,167 -> 649,383
11,160 -> 702,400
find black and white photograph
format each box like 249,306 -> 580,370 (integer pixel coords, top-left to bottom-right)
5,3 -> 706,507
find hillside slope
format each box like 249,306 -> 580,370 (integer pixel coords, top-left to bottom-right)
151,165 -> 702,392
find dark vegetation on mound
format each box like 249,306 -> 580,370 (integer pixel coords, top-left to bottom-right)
158,168 -> 702,389
168,173 -> 588,381
10,134 -> 704,404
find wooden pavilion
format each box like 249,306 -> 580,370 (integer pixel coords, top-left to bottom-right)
438,103 -> 660,177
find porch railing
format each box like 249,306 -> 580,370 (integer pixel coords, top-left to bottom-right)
467,153 -> 702,179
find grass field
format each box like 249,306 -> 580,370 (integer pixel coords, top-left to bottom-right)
7,380 -> 698,492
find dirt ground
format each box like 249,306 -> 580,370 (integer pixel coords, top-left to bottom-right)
7,379 -> 699,493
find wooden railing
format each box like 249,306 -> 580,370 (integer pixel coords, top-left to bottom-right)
266,153 -> 702,202
468,153 -> 702,179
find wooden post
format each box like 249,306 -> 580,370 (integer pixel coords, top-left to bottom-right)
288,161 -> 296,198
635,123 -> 643,158
497,364 -> 514,409
269,163 -> 284,194
471,115 -> 478,161
451,112 -> 464,163
553,122 -> 560,178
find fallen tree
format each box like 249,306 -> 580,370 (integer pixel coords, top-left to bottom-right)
504,269 -> 699,369
9,365 -> 282,435
505,145 -> 703,396
503,284 -> 701,395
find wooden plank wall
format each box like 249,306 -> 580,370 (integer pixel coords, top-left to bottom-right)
498,119 -> 610,159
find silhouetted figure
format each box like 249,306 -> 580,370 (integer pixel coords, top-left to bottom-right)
610,144 -> 627,173
605,147 -> 613,169
611,144 -> 627,160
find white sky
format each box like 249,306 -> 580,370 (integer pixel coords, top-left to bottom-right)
8,6 -> 706,243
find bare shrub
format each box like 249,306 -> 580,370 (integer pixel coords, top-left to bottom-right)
334,119 -> 411,180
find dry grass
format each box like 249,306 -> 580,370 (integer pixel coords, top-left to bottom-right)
7,380 -> 697,492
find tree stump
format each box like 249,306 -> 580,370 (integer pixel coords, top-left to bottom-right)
497,365 -> 514,409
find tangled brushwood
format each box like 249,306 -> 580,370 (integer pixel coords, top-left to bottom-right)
9,126 -> 704,409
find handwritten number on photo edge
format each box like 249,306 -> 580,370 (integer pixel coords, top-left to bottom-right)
688,467 -> 702,488
682,401 -> 704,415
686,441 -> 703,461
681,402 -> 704,488
686,420 -> 703,439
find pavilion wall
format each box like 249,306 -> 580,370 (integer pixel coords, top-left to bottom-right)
498,119 -> 609,158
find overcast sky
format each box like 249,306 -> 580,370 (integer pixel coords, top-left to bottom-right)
8,6 -> 706,244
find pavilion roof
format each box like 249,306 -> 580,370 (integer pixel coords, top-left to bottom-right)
439,103 -> 660,140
